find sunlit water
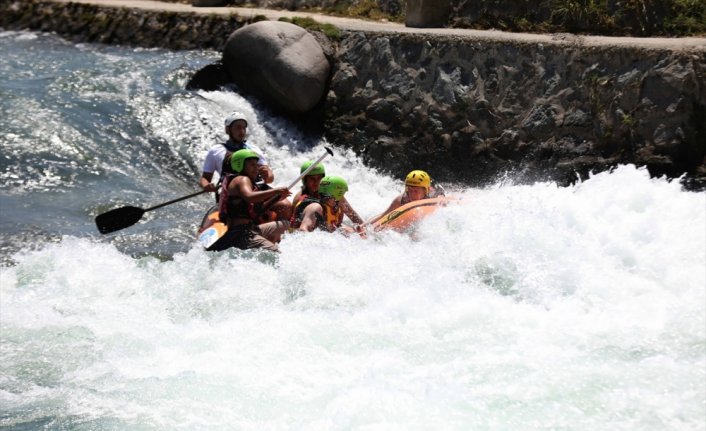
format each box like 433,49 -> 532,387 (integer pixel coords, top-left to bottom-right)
1,31 -> 704,430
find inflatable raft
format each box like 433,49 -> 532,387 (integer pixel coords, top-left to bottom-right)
198,196 -> 456,248
196,205 -> 280,250
196,205 -> 228,250
372,196 -> 454,232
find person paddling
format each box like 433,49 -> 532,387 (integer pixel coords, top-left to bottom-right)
199,112 -> 292,220
292,175 -> 364,236
198,112 -> 273,194
208,149 -> 291,252
291,160 -> 365,228
366,170 -> 439,226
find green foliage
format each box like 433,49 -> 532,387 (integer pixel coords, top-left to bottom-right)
307,0 -> 405,23
349,0 -> 384,19
453,0 -> 705,36
621,112 -> 636,128
278,16 -> 341,40
159,0 -> 706,36
545,0 -> 706,35
665,0 -> 706,34
550,0 -> 608,31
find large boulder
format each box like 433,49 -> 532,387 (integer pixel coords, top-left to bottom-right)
223,21 -> 331,114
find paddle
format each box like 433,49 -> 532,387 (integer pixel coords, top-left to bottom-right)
95,190 -> 208,234
262,146 -> 334,210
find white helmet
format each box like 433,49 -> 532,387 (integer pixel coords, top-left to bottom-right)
224,112 -> 248,127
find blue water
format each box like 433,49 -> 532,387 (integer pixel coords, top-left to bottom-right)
1,30 -> 705,430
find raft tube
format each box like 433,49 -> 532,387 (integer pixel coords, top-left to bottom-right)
372,196 -> 454,232
196,205 -> 228,250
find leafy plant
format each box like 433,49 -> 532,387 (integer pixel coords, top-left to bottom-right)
453,0 -> 704,35
621,112 -> 636,128
666,0 -> 706,34
549,0 -> 613,32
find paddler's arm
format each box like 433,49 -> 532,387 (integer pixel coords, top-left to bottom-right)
232,177 -> 290,203
298,203 -> 323,232
258,165 -> 274,184
199,171 -> 217,193
340,197 -> 364,225
365,195 -> 403,226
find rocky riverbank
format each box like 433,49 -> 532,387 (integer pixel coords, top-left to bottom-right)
326,33 -> 706,188
2,0 -> 705,189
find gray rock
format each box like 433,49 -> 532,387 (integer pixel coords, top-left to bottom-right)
563,108 -> 592,128
223,21 -> 330,113
433,66 -> 466,105
367,97 -> 403,123
653,123 -> 685,156
521,104 -> 558,138
186,62 -> 229,91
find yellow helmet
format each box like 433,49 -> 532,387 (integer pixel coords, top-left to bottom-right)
405,170 -> 431,192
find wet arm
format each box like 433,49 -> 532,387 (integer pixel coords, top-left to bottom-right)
199,171 -> 217,192
365,195 -> 403,226
233,178 -> 289,203
298,204 -> 322,232
259,165 -> 274,184
340,197 -> 364,225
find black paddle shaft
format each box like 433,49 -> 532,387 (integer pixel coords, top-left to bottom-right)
95,190 -> 208,234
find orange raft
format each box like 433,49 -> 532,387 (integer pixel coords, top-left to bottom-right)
372,196 -> 455,232
196,205 -> 228,250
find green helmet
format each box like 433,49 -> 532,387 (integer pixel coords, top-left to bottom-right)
318,175 -> 348,201
300,160 -> 326,176
230,149 -> 259,173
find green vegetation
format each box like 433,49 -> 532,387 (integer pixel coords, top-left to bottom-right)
278,16 -> 341,40
299,0 -> 405,24
549,0 -> 706,35
454,0 -> 706,36
621,112 -> 636,128
158,0 -> 704,36
664,0 -> 706,34
347,0 -> 395,21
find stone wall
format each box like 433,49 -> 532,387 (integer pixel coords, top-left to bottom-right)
325,33 -> 706,188
0,0 -> 247,50
2,0 -> 704,188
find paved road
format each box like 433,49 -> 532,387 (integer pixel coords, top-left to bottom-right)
53,0 -> 706,51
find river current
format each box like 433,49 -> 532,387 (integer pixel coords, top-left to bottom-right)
1,30 -> 704,430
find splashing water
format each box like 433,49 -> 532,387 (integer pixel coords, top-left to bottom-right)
1,31 -> 704,430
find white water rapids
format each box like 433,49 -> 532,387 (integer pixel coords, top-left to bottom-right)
0,30 -> 704,430
2,165 -> 705,430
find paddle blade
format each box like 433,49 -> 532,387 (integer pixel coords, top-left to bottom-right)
95,206 -> 146,234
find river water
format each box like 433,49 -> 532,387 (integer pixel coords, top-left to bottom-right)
1,30 -> 704,430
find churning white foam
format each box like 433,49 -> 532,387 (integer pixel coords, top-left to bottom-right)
2,165 -> 704,430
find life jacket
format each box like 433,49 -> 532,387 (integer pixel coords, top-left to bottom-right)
290,186 -> 318,212
289,193 -> 312,227
290,196 -> 343,232
214,141 -> 247,203
218,174 -> 261,224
